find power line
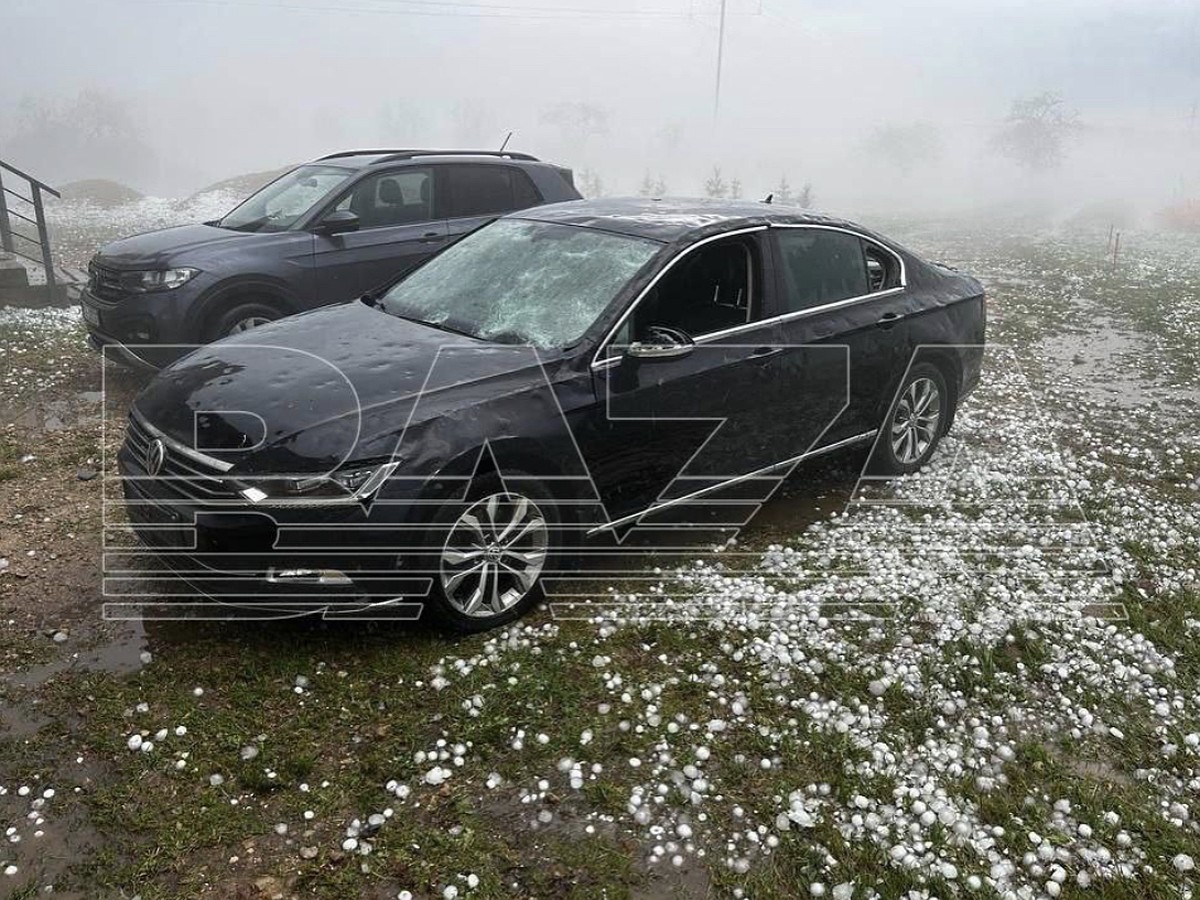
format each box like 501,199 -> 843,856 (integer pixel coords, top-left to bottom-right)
116,0 -> 734,20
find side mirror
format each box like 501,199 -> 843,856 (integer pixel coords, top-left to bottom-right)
314,210 -> 360,236
625,325 -> 695,362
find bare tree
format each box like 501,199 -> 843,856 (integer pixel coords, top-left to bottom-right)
993,92 -> 1080,171
730,177 -> 743,200
796,182 -> 815,208
704,166 -> 728,199
774,175 -> 794,205
450,99 -> 496,148
865,122 -> 942,175
638,172 -> 668,198
540,102 -> 610,157
4,90 -> 156,188
578,169 -> 604,198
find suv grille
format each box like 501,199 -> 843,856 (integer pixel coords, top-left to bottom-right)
88,260 -> 126,304
124,413 -> 238,504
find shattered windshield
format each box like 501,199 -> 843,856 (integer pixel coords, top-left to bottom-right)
376,219 -> 661,348
218,164 -> 352,233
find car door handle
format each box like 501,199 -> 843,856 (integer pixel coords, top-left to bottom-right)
877,311 -> 903,329
751,346 -> 784,360
420,231 -> 445,242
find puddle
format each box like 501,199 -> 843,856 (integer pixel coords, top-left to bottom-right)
6,619 -> 147,689
1036,316 -> 1200,408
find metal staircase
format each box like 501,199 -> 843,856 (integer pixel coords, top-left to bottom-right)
0,158 -> 84,306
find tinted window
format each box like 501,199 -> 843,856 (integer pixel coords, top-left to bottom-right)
622,238 -> 758,342
445,165 -> 539,218
864,242 -> 901,292
776,229 -> 868,312
332,168 -> 433,229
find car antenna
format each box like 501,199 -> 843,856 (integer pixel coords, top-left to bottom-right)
499,131 -> 513,154
761,193 -> 774,204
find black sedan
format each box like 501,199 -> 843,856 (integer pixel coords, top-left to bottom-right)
117,198 -> 985,631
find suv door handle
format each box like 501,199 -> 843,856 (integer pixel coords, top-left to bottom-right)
877,311 -> 903,329
420,231 -> 445,243
751,346 -> 784,359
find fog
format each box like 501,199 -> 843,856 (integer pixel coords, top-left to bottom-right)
2,0 -> 1198,222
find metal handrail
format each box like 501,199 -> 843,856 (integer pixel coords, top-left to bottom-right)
0,157 -> 59,291
0,159 -> 61,199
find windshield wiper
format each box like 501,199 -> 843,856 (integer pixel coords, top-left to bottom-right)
386,310 -> 477,340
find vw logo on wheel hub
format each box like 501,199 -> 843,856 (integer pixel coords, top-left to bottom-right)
145,438 -> 166,476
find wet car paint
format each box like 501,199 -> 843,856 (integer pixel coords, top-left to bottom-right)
121,198 -> 986,607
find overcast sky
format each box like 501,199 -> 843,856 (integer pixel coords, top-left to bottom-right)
2,0 -> 1198,209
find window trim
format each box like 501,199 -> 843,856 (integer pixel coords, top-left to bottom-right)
311,166 -> 435,233
591,226 -> 769,371
439,163 -> 537,222
768,223 -> 908,319
591,223 -> 909,372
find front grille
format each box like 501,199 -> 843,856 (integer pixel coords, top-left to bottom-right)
124,414 -> 239,504
88,260 -> 127,304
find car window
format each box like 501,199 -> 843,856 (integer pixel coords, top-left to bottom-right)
218,164 -> 352,232
619,237 -> 759,344
864,241 -> 902,292
775,228 -> 869,312
377,219 -> 659,349
331,168 -> 433,229
444,165 -> 540,219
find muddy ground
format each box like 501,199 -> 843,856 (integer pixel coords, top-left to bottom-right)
1,211 -> 1199,899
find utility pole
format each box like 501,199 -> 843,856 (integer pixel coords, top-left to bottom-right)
713,0 -> 727,121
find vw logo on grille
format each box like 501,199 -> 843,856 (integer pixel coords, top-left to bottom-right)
145,438 -> 166,476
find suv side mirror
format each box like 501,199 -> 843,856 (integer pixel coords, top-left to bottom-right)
625,325 -> 695,362
314,210 -> 360,236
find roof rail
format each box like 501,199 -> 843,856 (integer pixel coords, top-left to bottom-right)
317,148 -> 541,164
375,149 -> 540,164
316,149 -> 422,161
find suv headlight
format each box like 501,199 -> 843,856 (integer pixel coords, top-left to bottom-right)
235,461 -> 400,506
120,268 -> 200,293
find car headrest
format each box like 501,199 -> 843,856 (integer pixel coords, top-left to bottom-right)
379,179 -> 403,205
419,178 -> 430,205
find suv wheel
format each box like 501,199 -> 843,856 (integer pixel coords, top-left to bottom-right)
872,362 -> 949,475
425,472 -> 558,632
208,300 -> 283,340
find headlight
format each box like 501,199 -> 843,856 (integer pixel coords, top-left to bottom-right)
119,268 -> 200,293
235,461 -> 400,506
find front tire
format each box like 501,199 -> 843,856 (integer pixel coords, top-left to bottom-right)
871,362 -> 949,475
207,299 -> 284,341
424,471 -> 559,633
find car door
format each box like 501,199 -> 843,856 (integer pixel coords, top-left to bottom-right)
767,225 -> 911,446
313,167 -> 448,302
438,163 -> 544,243
583,230 -> 799,523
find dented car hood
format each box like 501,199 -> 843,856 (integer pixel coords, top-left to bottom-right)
132,301 -> 556,474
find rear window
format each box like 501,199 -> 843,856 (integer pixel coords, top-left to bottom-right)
775,228 -> 869,312
444,165 -> 542,219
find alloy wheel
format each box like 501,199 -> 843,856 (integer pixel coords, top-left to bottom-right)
228,315 -> 273,334
890,376 -> 942,465
440,492 -> 548,617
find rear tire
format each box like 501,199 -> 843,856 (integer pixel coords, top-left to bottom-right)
422,471 -> 560,633
207,299 -> 284,341
870,362 -> 949,475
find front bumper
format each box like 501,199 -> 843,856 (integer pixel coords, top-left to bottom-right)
81,286 -> 196,369
116,445 -> 433,612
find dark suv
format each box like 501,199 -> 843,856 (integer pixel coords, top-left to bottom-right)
118,198 -> 986,632
82,149 -> 579,367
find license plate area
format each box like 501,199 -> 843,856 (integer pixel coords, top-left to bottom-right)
82,304 -> 101,328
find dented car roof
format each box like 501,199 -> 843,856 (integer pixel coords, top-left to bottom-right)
513,197 -> 861,243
